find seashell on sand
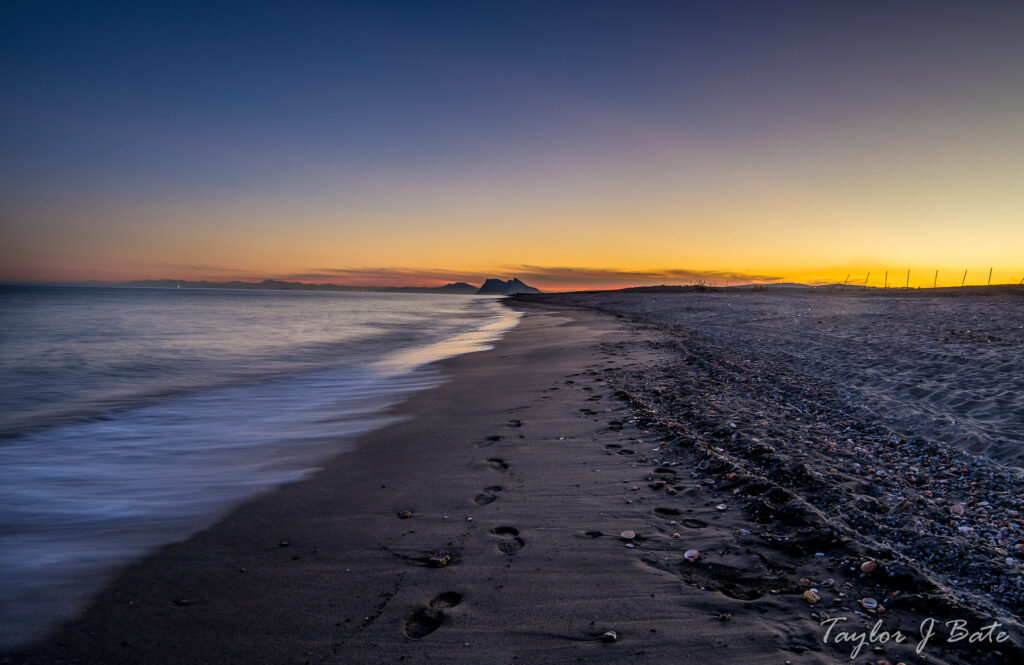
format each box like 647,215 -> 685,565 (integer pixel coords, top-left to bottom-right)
860,597 -> 879,610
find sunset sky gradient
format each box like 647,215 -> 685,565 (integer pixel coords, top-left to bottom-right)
2,1 -> 1023,290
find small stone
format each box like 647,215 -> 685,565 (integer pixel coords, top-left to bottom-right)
950,503 -> 965,515
860,560 -> 877,573
716,504 -> 728,511
803,590 -> 820,604
427,553 -> 452,568
620,530 -> 636,540
397,511 -> 413,519
602,630 -> 617,643
684,549 -> 700,562
860,597 -> 879,610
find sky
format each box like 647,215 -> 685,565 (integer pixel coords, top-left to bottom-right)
2,1 -> 1023,290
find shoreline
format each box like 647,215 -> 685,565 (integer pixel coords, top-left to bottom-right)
6,302 -> 1021,664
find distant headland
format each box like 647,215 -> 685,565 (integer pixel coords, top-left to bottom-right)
43,278 -> 543,295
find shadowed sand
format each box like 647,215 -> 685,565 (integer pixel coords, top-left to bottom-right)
5,302 -> 1021,664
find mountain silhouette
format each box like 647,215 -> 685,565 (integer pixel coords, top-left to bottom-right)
475,278 -> 542,295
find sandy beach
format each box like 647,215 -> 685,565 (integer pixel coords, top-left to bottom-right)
6,296 -> 1022,665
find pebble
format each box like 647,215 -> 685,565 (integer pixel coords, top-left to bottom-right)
397,511 -> 413,519
620,530 -> 636,540
684,549 -> 700,562
427,553 -> 452,568
860,560 -> 877,573
602,630 -> 618,643
803,589 -> 821,604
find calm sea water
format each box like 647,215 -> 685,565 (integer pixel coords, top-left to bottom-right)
0,285 -> 521,648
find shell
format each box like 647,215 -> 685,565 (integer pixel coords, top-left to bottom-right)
620,530 -> 636,540
684,549 -> 700,561
860,597 -> 879,610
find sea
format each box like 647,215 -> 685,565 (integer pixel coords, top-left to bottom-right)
0,285 -> 521,648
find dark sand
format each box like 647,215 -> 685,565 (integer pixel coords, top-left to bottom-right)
540,287 -> 1024,466
5,300 -> 1022,664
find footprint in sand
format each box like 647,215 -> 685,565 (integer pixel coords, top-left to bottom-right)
505,419 -> 523,429
403,592 -> 463,639
491,526 -> 525,555
476,435 -> 504,448
473,485 -> 504,505
486,458 -> 508,471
